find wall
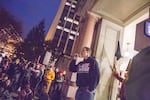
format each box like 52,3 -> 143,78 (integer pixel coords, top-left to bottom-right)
122,11 -> 149,58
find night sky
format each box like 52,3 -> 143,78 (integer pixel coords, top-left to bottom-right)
0,0 -> 61,38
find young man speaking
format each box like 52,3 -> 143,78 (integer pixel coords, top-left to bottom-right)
69,47 -> 100,100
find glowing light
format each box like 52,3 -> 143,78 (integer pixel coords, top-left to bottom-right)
65,2 -> 76,8
69,35 -> 74,40
64,17 -> 79,25
56,25 -> 79,36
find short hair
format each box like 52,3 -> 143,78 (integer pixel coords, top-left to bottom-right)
2,59 -> 8,65
83,47 -> 91,53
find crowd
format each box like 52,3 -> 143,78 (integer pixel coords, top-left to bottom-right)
0,55 -> 66,100
1,45 -> 149,100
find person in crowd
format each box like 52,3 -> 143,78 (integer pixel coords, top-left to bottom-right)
30,63 -> 41,91
51,70 -> 65,100
43,66 -> 55,94
39,85 -> 49,100
49,68 -> 59,97
54,70 -> 65,92
34,64 -> 45,96
19,82 -> 33,100
69,47 -> 100,100
0,74 -> 13,100
0,59 -> 9,75
2,74 -> 11,91
21,61 -> 32,90
13,59 -> 23,91
0,85 -> 13,100
18,59 -> 28,89
7,59 -> 15,82
9,59 -> 22,91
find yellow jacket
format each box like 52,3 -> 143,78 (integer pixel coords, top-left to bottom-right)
44,69 -> 55,82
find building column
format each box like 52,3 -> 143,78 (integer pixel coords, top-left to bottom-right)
81,11 -> 101,49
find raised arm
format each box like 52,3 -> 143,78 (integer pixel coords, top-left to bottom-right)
69,60 -> 78,72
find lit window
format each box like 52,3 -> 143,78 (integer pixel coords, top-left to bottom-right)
56,25 -> 63,30
69,35 -> 74,40
66,2 -> 76,8
64,17 -> 79,25
58,25 -> 79,36
64,28 -> 70,33
70,31 -> 79,36
71,5 -> 76,8
65,2 -> 71,6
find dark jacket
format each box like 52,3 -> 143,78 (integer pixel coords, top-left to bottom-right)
125,46 -> 150,100
39,92 -> 49,100
69,57 -> 100,91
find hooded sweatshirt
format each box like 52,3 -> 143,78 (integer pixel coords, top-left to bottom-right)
69,57 -> 100,91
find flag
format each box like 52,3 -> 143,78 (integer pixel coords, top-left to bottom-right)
115,41 -> 121,60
